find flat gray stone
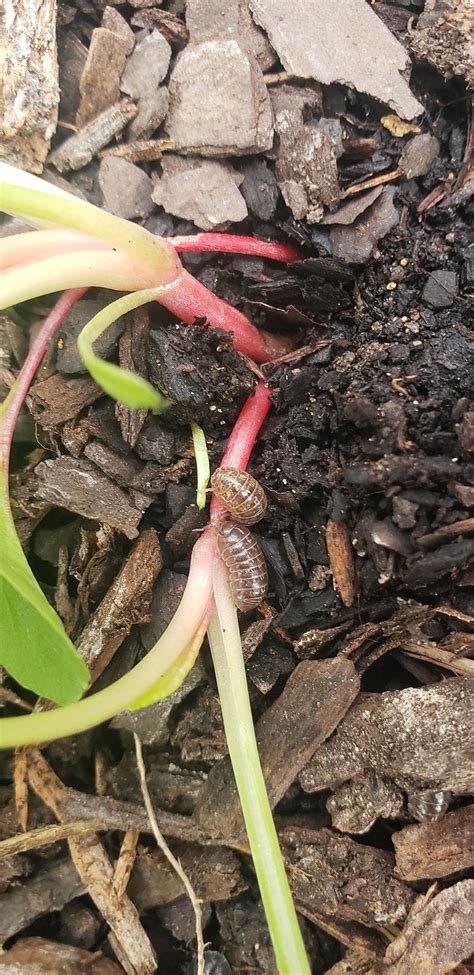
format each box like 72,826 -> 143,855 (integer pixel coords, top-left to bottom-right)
99,156 -> 154,219
422,270 -> 458,309
250,0 -> 423,120
271,85 -> 340,223
185,0 -> 276,70
399,133 -> 440,178
127,87 -> 169,141
121,30 -> 171,100
165,38 -> 273,155
152,156 -> 247,230
330,187 -> 399,264
322,187 -> 383,225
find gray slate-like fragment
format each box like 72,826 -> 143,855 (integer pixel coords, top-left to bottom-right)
250,0 -> 423,120
322,187 -> 383,225
99,156 -> 154,219
121,30 -> 172,100
165,38 -> 273,155
152,156 -> 247,230
422,269 -> 459,309
330,187 -> 399,263
185,0 -> 276,70
127,87 -> 169,141
399,133 -> 440,178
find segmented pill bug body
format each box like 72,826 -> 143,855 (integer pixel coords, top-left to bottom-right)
211,467 -> 267,525
217,522 -> 268,611
407,789 -> 452,823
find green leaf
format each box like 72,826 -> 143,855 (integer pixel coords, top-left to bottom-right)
77,290 -> 171,411
85,357 -> 168,410
0,479 -> 89,705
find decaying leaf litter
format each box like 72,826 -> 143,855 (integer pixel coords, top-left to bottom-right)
0,0 -> 473,971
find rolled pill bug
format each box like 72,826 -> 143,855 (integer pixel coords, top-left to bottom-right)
217,521 -> 268,612
211,467 -> 267,525
407,789 -> 452,823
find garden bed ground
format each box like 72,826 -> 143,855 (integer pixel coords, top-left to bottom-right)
0,0 -> 473,973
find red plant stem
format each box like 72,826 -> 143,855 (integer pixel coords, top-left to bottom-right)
169,233 -> 302,263
210,381 -> 272,524
0,288 -> 86,471
159,269 -> 291,363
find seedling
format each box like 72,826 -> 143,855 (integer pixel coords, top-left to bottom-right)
0,163 -> 309,974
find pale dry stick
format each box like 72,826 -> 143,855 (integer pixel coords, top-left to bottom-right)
112,830 -> 140,899
134,733 -> 205,975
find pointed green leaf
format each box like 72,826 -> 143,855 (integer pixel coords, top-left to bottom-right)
0,480 -> 89,705
77,289 -> 171,411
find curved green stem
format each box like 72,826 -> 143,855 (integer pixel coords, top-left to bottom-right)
0,532 -> 215,748
208,560 -> 310,975
191,422 -> 210,510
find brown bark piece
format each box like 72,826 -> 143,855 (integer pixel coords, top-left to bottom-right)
115,308 -> 150,448
35,456 -> 149,539
271,85 -> 340,223
76,29 -> 130,127
393,805 -> 474,881
409,0 -> 474,88
0,856 -> 85,940
325,953 -> 384,974
300,677 -> 474,798
128,843 -> 246,911
29,373 -> 102,429
326,518 -> 357,607
27,750 -> 157,975
0,937 -> 123,974
112,831 -> 140,899
196,657 -> 360,837
282,825 -> 415,928
384,880 -> 474,974
0,0 -> 58,172
49,99 -> 137,173
76,530 -> 162,681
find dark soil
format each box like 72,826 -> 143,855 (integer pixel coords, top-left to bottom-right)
1,1 -> 473,973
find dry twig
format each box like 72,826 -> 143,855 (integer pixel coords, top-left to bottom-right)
134,733 -> 205,975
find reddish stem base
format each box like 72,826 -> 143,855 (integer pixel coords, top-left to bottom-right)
169,233 -> 302,264
211,381 -> 271,523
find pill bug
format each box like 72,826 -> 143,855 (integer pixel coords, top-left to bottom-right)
217,521 -> 268,611
211,467 -> 267,525
407,789 -> 452,823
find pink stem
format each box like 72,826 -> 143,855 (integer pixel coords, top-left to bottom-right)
0,230 -> 112,271
210,381 -> 271,524
169,234 -> 302,263
0,288 -> 86,472
159,269 -> 291,363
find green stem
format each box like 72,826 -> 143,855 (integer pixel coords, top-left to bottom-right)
190,422 -> 210,510
0,178 -> 180,280
0,532 -> 215,749
208,560 -> 310,975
